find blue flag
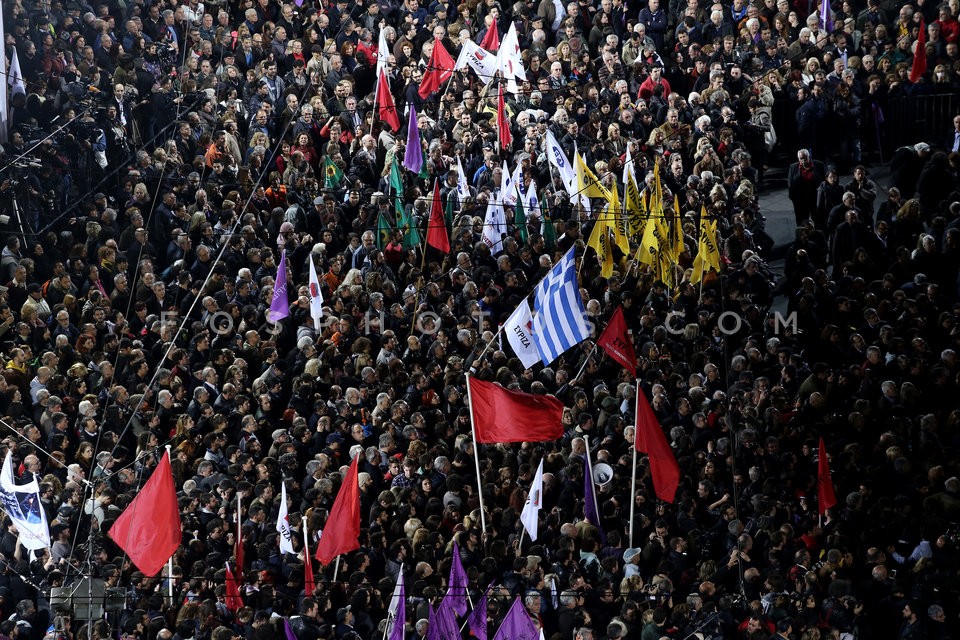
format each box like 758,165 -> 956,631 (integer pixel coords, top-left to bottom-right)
532,247 -> 590,365
403,104 -> 423,174
584,451 -> 605,543
268,250 -> 290,323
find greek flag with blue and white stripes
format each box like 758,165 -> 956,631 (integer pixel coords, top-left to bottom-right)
532,247 -> 590,366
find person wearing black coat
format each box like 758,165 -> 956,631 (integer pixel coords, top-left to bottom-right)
889,143 -> 930,199
787,149 -> 826,226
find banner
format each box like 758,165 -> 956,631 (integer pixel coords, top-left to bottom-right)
0,453 -> 49,550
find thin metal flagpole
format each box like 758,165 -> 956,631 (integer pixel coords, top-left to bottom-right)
165,444 -> 174,602
571,342 -> 598,383
629,380 -> 639,549
333,556 -> 341,583
465,374 -> 488,536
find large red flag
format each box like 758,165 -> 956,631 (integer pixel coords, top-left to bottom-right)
426,179 -> 450,252
108,450 -> 181,576
224,563 -> 243,612
596,306 -> 636,372
468,376 -> 564,443
376,70 -> 401,132
497,84 -> 512,150
910,19 -> 927,83
418,38 -> 455,99
315,454 -> 361,565
818,437 -> 837,514
479,21 -> 500,51
635,387 -> 679,503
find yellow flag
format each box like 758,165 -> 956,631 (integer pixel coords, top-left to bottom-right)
586,217 -> 614,278
608,182 -> 630,255
690,207 -> 721,284
669,194 -> 685,262
623,154 -> 645,238
575,151 -> 611,201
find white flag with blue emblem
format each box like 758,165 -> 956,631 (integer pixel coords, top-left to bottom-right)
532,247 -> 589,365
545,130 -> 576,193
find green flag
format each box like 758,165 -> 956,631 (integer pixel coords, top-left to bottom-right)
541,194 -> 557,250
323,157 -> 343,190
398,206 -> 421,249
389,161 -> 404,221
514,190 -> 528,245
377,211 -> 394,249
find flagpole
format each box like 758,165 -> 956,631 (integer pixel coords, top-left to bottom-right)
465,374 -> 488,536
237,491 -> 242,560
571,342 -> 598,384
301,515 -> 311,595
582,436 -> 602,531
333,555 -> 341,582
629,380 -> 639,549
165,445 -> 174,602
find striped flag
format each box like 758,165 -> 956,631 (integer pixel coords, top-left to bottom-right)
532,247 -> 590,366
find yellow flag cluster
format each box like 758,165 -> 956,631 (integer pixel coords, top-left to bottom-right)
690,205 -> 721,285
582,152 -> 628,278
634,162 -> 673,286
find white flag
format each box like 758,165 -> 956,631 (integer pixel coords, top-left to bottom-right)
520,459 -> 544,541
388,565 -> 404,617
276,481 -> 295,554
376,29 -> 390,78
504,301 -> 540,369
308,257 -> 324,332
0,453 -> 49,550
501,160 -> 517,206
456,157 -> 470,204
481,199 -> 506,255
495,23 -> 527,95
455,40 -> 498,85
545,130 -> 576,193
8,48 -> 25,96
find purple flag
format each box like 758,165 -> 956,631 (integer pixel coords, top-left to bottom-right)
403,104 -> 423,174
492,597 -> 538,640
466,585 -> 491,640
447,541 -> 469,616
268,250 -> 290,323
283,619 -> 297,640
389,572 -> 405,640
819,0 -> 833,33
583,453 -> 606,543
437,599 -> 460,637
426,603 -> 441,640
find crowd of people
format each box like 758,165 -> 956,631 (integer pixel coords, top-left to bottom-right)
2,0 -> 960,639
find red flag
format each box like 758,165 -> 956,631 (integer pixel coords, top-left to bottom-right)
224,563 -> 243,612
468,376 -> 564,443
818,437 -> 837,514
315,454 -> 361,565
108,450 -> 181,576
479,21 -> 500,51
418,38 -> 455,99
234,533 -> 244,575
304,552 -> 316,596
376,70 -> 401,132
910,19 -> 927,83
497,84 -> 512,150
426,179 -> 450,252
635,387 -> 679,503
596,306 -> 636,372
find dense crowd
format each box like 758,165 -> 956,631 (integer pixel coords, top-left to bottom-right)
2,0 -> 960,639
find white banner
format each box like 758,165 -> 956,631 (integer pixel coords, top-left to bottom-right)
455,40 -> 497,85
504,301 -> 540,369
0,453 -> 50,550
